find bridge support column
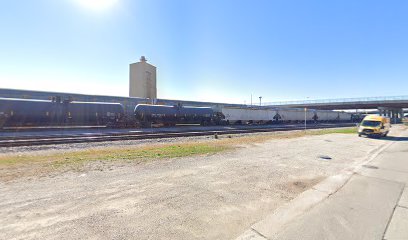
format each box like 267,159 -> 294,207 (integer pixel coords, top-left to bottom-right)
394,108 -> 403,123
378,107 -> 403,123
378,107 -> 389,117
398,109 -> 404,122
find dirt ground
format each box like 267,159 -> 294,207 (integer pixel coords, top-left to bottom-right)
0,127 -> 403,240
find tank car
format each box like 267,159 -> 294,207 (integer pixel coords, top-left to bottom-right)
0,97 -> 125,129
65,101 -> 124,127
134,104 -> 225,127
0,98 -> 56,128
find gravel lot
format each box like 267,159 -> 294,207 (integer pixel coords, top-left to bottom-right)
0,127 -> 403,240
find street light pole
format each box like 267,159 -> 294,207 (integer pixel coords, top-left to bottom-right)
304,97 -> 310,131
259,96 -> 262,106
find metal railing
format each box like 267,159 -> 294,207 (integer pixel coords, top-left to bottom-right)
263,95 -> 408,106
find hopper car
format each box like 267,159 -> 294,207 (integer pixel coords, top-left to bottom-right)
222,107 -> 352,124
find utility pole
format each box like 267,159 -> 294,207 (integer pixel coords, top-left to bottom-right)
304,107 -> 307,130
304,97 -> 309,130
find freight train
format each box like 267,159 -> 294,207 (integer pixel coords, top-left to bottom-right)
0,97 -> 354,130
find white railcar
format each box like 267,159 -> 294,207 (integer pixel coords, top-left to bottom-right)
317,110 -> 331,121
222,107 -> 277,124
277,108 -> 303,122
338,111 -> 352,121
327,111 -> 339,121
221,107 -> 352,124
314,110 -> 341,122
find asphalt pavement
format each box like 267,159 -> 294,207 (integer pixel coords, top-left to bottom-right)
237,126 -> 408,240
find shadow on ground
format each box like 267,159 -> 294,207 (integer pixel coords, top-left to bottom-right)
379,136 -> 408,142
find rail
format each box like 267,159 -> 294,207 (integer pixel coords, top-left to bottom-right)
0,123 -> 355,147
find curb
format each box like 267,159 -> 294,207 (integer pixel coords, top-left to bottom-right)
235,137 -> 397,240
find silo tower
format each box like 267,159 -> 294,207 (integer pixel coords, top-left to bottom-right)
129,56 -> 157,99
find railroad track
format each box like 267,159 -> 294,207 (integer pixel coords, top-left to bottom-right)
0,123 -> 356,147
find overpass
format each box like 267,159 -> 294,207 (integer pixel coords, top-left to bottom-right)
265,96 -> 408,122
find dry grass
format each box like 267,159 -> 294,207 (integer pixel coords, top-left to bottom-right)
0,142 -> 229,181
0,143 -> 229,167
215,127 -> 357,145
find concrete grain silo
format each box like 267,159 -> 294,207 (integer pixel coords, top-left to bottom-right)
129,56 -> 157,100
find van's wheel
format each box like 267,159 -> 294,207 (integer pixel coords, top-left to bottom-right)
358,134 -> 362,137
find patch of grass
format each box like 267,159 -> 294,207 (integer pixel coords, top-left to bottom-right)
306,127 -> 357,135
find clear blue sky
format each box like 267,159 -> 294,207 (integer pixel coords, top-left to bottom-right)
0,0 -> 407,104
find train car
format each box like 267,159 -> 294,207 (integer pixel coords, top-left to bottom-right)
339,111 -> 352,121
0,97 -> 124,129
221,107 -> 277,124
65,101 -> 125,127
315,110 -> 351,122
134,104 -> 224,126
326,111 -> 339,121
0,98 -> 56,128
277,108 -> 305,122
314,110 -> 328,122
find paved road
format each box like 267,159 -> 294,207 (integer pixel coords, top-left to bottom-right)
246,127 -> 408,240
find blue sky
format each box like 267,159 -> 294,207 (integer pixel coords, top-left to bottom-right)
0,0 -> 407,104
